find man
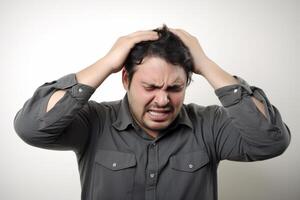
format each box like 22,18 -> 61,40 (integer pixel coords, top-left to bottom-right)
14,25 -> 290,200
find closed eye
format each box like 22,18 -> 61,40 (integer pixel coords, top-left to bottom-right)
144,86 -> 155,91
142,82 -> 184,92
167,85 -> 184,92
143,84 -> 159,91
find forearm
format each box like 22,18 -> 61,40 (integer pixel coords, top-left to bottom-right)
198,57 -> 267,118
76,57 -> 114,88
197,57 -> 238,90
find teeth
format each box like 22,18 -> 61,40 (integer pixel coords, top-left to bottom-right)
149,111 -> 166,116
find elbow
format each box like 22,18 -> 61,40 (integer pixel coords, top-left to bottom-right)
243,125 -> 291,161
14,109 -> 64,150
260,125 -> 291,160
273,125 -> 291,157
14,110 -> 46,147
14,111 -> 35,146
270,137 -> 290,159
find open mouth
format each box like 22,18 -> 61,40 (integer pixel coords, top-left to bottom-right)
147,109 -> 172,122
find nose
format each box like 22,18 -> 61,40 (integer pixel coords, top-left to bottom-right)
154,90 -> 170,107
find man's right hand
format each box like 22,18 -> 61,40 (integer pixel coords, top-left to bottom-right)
102,30 -> 159,73
47,30 -> 158,112
76,29 -> 159,89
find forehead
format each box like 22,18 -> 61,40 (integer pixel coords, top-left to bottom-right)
132,56 -> 187,84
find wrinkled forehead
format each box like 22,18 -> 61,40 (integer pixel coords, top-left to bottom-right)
133,56 -> 187,85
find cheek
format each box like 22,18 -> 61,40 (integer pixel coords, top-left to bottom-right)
170,93 -> 185,107
132,89 -> 154,109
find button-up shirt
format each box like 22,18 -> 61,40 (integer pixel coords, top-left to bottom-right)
14,74 -> 290,200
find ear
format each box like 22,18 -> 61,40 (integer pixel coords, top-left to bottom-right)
122,68 -> 129,91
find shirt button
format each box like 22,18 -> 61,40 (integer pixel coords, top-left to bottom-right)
112,162 -> 117,167
188,164 -> 194,169
233,88 -> 238,93
150,173 -> 155,178
78,87 -> 83,93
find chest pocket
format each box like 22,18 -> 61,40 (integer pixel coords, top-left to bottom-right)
170,150 -> 210,172
162,151 -> 211,200
95,150 -> 136,170
93,150 -> 136,200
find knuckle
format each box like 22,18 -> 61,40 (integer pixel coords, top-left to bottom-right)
117,36 -> 125,41
118,36 -> 130,42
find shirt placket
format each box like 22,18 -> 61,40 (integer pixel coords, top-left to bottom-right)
145,141 -> 158,200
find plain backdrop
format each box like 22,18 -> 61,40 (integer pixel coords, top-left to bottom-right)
1,0 -> 299,199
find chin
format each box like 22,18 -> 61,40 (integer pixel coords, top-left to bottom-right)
146,121 -> 172,131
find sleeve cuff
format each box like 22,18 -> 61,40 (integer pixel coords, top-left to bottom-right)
214,75 -> 253,108
38,74 -> 95,130
214,75 -> 275,123
54,74 -> 96,104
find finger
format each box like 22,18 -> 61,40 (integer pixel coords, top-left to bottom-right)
178,29 -> 193,36
129,31 -> 159,44
170,28 -> 192,38
169,28 -> 190,44
169,28 -> 186,38
128,30 -> 158,38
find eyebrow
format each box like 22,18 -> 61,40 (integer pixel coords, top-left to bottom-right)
142,82 -> 162,88
141,82 -> 185,89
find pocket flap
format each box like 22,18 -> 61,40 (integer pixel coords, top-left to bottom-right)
95,150 -> 136,171
170,150 -> 210,172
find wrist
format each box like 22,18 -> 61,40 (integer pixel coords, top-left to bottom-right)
95,57 -> 116,74
193,56 -> 212,75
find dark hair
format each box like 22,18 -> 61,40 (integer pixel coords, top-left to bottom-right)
124,25 -> 194,87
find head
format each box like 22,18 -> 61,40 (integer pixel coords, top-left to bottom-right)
124,25 -> 194,88
122,25 -> 194,136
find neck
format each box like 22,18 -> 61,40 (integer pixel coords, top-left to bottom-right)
146,130 -> 159,139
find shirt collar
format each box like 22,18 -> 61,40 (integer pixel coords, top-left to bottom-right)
112,94 -> 194,131
112,94 -> 135,131
173,104 -> 194,130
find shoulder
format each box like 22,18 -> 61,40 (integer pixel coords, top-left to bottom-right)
87,99 -> 122,113
184,103 -> 221,117
183,103 -> 228,124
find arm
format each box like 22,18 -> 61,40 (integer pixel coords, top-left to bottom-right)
211,84 -> 291,161
14,30 -> 159,154
171,28 -> 290,161
47,30 -> 159,111
170,28 -> 267,118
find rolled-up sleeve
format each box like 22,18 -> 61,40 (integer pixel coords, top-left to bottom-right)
212,76 -> 291,161
14,74 -> 95,154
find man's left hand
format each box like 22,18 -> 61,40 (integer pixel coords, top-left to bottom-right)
170,28 -> 209,75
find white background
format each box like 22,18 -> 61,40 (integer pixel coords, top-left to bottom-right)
1,0 -> 299,199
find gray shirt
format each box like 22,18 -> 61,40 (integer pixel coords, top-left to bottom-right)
14,74 -> 290,200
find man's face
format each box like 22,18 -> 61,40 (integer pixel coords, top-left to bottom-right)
122,56 -> 187,137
